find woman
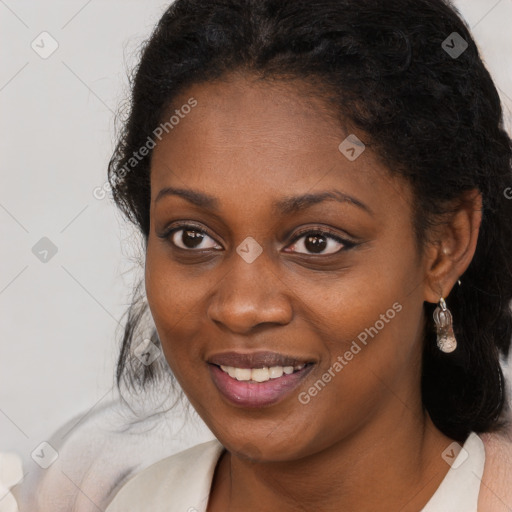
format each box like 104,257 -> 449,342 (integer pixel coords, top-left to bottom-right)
105,0 -> 512,510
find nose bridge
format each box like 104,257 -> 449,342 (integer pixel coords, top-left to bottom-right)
207,244 -> 293,333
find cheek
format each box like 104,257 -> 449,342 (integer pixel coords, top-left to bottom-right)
293,298 -> 423,453
144,237 -> 228,384
294,243 -> 424,417
144,242 -> 199,366
145,240 -> 188,318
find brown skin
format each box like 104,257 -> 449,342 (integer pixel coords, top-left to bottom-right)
145,73 -> 482,512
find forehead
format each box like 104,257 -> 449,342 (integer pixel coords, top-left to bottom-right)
149,74 -> 412,217
162,73 -> 343,149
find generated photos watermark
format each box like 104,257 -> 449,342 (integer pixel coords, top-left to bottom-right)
92,97 -> 198,200
298,301 -> 403,404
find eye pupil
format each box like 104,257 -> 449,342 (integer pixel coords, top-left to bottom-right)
305,234 -> 327,254
182,229 -> 204,248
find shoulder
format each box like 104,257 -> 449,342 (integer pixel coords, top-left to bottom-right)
105,438 -> 225,512
478,429 -> 512,512
14,397 -> 216,512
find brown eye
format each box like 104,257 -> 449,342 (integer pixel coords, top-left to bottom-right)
168,227 -> 221,251
285,230 -> 351,255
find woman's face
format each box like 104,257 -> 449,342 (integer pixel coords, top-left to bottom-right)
145,74 -> 430,461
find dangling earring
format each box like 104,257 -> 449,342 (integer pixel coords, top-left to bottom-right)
433,297 -> 457,353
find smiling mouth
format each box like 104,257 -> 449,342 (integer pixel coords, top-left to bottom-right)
207,362 -> 315,408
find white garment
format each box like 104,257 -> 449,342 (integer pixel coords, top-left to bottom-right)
13,397 -> 217,512
0,453 -> 23,512
420,432 -> 485,512
105,432 -> 485,512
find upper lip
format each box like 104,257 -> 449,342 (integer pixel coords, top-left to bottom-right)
207,351 -> 314,369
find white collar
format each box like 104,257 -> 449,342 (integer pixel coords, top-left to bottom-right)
420,432 -> 485,512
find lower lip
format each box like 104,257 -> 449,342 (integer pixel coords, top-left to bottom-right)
208,363 -> 314,408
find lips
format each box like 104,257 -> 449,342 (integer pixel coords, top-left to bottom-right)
207,350 -> 314,369
205,350 -> 316,407
208,362 -> 315,407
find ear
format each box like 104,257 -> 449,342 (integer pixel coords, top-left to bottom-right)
423,189 -> 482,304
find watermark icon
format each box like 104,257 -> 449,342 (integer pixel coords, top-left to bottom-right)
338,134 -> 366,161
441,32 -> 468,59
133,338 -> 161,366
442,441 -> 468,469
31,441 -> 59,469
31,31 -> 59,59
236,237 -> 263,263
93,97 -> 198,200
32,237 -> 58,263
298,301 -> 403,404
503,187 -> 512,200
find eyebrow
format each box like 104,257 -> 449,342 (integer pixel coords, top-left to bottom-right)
154,186 -> 373,216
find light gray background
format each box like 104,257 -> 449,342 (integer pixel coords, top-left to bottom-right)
1,0 -> 512,463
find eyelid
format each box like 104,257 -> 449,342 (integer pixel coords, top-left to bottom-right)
159,221 -> 222,248
285,226 -> 355,255
289,226 -> 352,245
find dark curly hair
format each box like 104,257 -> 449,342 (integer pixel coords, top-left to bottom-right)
107,0 -> 512,443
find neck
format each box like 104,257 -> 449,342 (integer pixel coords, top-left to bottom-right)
209,401 -> 456,512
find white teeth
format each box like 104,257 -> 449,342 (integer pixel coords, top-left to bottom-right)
234,368 -> 252,381
251,367 -> 269,382
268,366 -> 283,379
219,363 -> 307,382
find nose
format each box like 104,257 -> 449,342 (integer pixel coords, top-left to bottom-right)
207,250 -> 293,334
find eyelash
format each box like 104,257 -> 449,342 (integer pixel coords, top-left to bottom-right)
289,227 -> 354,253
159,222 -> 356,255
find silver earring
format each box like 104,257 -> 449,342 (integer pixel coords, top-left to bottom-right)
433,297 -> 457,353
